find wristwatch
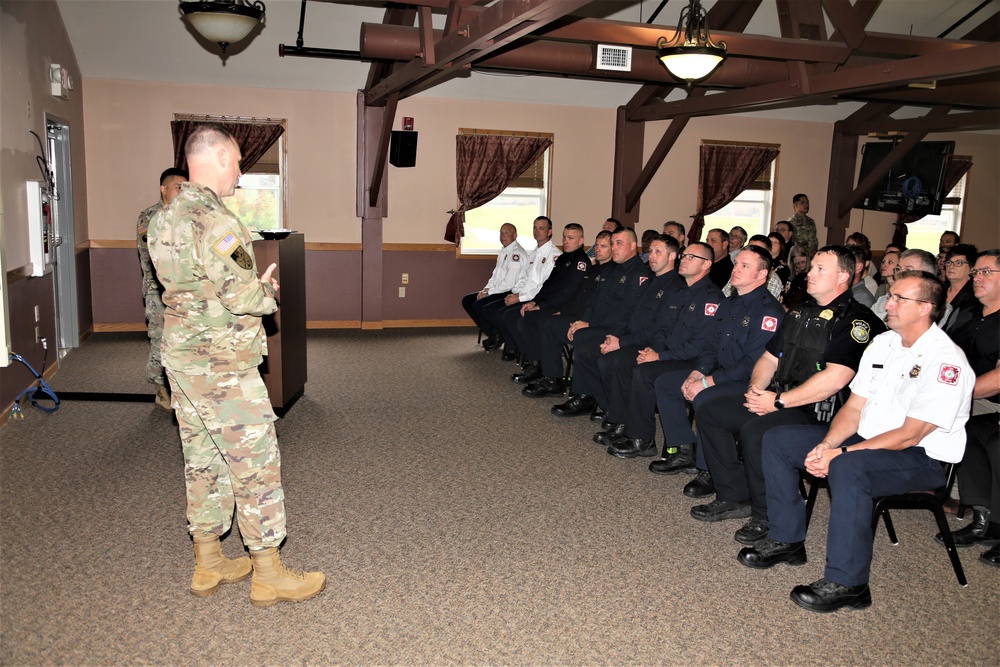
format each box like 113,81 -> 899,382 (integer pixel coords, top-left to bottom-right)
840,445 -> 849,455
773,392 -> 785,410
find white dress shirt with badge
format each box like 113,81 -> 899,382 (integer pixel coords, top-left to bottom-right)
849,323 -> 974,463
512,239 -> 561,302
483,240 -> 527,295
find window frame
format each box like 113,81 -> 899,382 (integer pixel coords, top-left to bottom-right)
457,128 -> 554,258
700,139 -> 780,239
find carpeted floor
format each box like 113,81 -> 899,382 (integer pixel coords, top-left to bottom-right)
2,329 -> 997,666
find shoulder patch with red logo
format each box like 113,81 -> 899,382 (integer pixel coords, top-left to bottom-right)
761,316 -> 778,332
938,364 -> 961,385
639,276 -> 649,285
511,254 -> 521,262
705,303 -> 719,316
577,261 -> 588,271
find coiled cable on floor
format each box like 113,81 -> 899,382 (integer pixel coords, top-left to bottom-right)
9,340 -> 59,418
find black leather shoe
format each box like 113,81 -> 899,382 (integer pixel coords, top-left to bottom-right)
737,538 -> 806,569
980,544 -> 1000,568
512,362 -> 542,384
593,423 -> 626,446
551,395 -> 596,417
590,407 -> 606,422
683,470 -> 715,498
648,446 -> 695,475
691,499 -> 751,522
936,510 -> 1000,548
483,334 -> 502,351
522,377 -> 565,398
790,577 -> 872,613
608,437 -> 657,459
734,517 -> 770,545
501,348 -> 517,361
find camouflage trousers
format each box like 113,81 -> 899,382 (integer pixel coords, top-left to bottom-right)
144,289 -> 166,386
165,368 -> 286,549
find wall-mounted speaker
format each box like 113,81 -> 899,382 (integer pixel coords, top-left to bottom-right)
390,130 -> 418,168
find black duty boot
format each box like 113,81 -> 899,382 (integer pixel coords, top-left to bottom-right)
682,470 -> 715,498
522,377 -> 565,398
512,361 -> 543,384
593,423 -> 626,446
551,394 -> 596,417
607,437 -> 657,459
648,445 -> 696,475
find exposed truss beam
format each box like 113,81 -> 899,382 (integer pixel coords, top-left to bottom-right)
821,0 -> 868,49
850,109 -> 1000,134
631,42 -> 1000,121
363,0 -> 590,106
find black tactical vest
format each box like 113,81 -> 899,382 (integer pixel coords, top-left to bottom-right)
774,298 -> 851,390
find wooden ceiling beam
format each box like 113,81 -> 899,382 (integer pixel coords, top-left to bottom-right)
821,0 -> 868,49
363,0 -> 590,106
851,109 -> 1000,134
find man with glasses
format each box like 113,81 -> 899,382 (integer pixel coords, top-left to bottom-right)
690,246 -> 885,546
741,270 -> 972,612
944,249 -> 1000,568
728,226 -> 748,262
871,249 -> 952,325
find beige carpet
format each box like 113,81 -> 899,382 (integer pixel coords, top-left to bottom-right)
1,330 -> 997,666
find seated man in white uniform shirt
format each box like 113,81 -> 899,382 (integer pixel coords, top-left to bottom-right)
739,270 -> 973,613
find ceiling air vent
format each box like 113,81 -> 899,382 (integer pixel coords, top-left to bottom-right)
596,44 -> 632,72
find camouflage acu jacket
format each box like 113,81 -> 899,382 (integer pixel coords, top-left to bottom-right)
148,182 -> 276,374
137,201 -> 164,297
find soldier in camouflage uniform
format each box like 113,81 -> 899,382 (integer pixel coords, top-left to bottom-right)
148,123 -> 324,607
137,167 -> 187,410
787,193 -> 818,260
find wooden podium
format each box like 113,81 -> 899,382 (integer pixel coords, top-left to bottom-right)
253,234 -> 306,414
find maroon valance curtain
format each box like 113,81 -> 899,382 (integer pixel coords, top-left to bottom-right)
891,155 -> 973,246
444,134 -> 552,244
171,119 -> 284,173
690,144 -> 780,243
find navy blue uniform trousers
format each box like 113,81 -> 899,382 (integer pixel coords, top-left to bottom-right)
762,425 -> 946,586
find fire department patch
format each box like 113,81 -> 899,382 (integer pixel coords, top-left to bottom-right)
639,276 -> 649,285
512,254 -> 520,262
850,319 -> 871,343
938,364 -> 960,385
705,303 -> 719,316
762,316 -> 778,332
577,261 -> 588,271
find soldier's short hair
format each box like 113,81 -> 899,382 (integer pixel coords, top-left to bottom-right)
185,123 -> 237,160
564,223 -> 584,234
159,167 -> 188,184
793,193 -> 808,205
899,248 -> 938,273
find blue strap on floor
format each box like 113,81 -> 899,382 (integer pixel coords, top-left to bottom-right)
9,353 -> 60,416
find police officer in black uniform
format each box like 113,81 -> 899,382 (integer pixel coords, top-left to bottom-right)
649,245 -> 786,476
603,242 -> 724,457
692,246 -> 886,546
523,228 -> 651,405
498,224 -> 590,361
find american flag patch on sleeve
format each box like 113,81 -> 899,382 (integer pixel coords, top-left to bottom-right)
214,233 -> 239,256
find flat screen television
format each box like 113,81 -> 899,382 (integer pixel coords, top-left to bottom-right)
855,140 -> 955,216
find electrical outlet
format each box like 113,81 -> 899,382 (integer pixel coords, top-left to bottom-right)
34,305 -> 40,322
401,273 -> 409,284
399,286 -> 406,298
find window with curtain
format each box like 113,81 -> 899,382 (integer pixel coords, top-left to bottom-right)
701,140 -> 779,239
457,129 -> 553,255
171,114 -> 286,230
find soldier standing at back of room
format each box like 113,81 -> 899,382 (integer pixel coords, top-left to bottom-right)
136,167 -> 187,410
149,123 -> 325,607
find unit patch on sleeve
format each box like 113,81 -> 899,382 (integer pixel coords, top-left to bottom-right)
762,316 -> 778,332
938,364 -> 960,385
850,319 -> 871,343
639,276 -> 649,285
704,303 -> 719,316
577,261 -> 588,271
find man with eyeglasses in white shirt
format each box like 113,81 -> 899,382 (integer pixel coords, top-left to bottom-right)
871,248 -> 952,325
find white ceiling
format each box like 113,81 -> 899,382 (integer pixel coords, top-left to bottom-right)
55,0 -> 992,122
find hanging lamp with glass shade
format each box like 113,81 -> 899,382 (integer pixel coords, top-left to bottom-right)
179,0 -> 266,53
656,0 -> 728,84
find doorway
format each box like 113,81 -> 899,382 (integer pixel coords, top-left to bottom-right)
45,117 -> 79,357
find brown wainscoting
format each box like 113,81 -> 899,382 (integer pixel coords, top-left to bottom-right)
306,320 -> 363,329
5,264 -> 33,285
88,240 -> 136,249
384,319 -> 476,328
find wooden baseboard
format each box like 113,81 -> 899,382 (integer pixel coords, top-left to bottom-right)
383,319 -> 475,328
306,320 -> 363,329
93,323 -> 147,332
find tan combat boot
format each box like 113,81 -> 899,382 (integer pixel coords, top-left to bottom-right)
154,385 -> 172,411
249,548 -> 326,607
191,535 -> 252,597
